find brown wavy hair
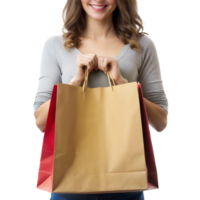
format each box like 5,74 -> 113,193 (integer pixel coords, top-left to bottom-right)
61,0 -> 148,52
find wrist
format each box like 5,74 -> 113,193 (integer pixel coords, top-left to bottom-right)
69,77 -> 84,86
115,75 -> 128,85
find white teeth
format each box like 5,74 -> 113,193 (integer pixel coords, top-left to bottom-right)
91,5 -> 106,9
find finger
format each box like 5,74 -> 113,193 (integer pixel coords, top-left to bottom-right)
83,54 -> 96,72
77,58 -> 93,72
103,58 -> 109,74
79,54 -> 96,59
97,57 -> 104,71
92,54 -> 96,69
88,59 -> 94,73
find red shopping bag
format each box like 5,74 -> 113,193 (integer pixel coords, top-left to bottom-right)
36,85 -> 57,192
138,84 -> 159,189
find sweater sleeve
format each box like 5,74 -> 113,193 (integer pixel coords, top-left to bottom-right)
138,35 -> 168,112
33,36 -> 62,115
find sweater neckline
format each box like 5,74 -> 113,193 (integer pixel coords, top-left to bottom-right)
73,43 -> 130,61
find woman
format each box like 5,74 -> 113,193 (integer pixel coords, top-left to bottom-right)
34,0 -> 168,199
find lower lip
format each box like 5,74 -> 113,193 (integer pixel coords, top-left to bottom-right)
89,5 -> 107,11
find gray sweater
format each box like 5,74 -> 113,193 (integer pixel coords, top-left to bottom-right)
33,34 -> 168,114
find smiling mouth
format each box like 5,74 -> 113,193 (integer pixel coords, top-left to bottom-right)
89,4 -> 108,8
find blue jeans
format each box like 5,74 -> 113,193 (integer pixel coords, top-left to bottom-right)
50,192 -> 145,200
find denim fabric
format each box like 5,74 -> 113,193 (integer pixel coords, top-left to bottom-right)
50,191 -> 145,200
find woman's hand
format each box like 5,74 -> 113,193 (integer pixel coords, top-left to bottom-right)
75,53 -> 98,79
97,56 -> 128,85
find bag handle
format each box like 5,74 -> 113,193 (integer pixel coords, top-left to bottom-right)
82,67 -> 115,92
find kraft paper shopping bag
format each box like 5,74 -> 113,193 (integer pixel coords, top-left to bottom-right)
37,67 -> 158,193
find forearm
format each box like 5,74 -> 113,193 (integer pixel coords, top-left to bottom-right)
144,98 -> 168,132
115,76 -> 167,132
34,99 -> 51,132
69,77 -> 84,86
